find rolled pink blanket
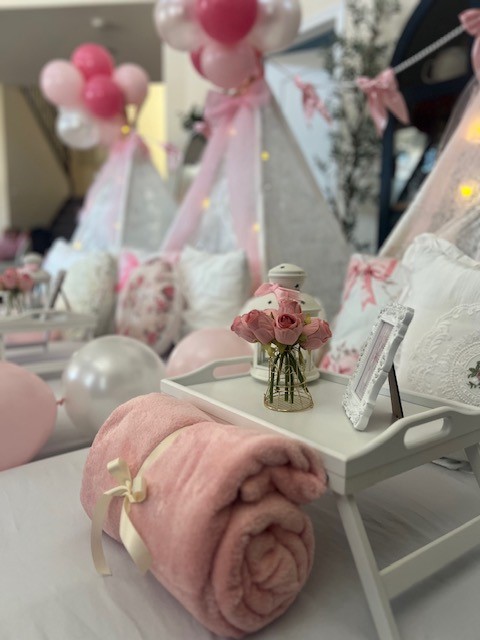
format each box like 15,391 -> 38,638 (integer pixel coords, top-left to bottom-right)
81,394 -> 327,638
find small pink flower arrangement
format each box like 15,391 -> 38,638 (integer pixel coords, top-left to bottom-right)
0,267 -> 34,313
232,297 -> 332,409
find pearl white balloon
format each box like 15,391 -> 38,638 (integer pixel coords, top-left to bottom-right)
153,0 -> 205,52
248,0 -> 301,53
55,108 -> 100,150
62,336 -> 166,437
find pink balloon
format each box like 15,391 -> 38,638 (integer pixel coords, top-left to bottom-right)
97,117 -> 125,147
201,41 -> 257,89
190,48 -> 204,76
71,43 -> 114,80
83,75 -> 125,119
166,327 -> 252,377
154,0 -> 205,52
39,60 -> 84,108
196,0 -> 258,45
113,64 -> 150,107
0,362 -> 56,470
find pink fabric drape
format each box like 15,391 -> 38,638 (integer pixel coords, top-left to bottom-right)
161,80 -> 271,291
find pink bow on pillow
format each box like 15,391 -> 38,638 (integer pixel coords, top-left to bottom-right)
294,76 -> 332,125
460,9 -> 480,80
356,68 -> 410,135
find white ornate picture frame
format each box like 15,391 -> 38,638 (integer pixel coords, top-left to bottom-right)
342,303 -> 414,431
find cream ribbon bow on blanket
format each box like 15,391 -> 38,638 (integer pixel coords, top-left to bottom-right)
91,458 -> 150,576
91,428 -> 187,576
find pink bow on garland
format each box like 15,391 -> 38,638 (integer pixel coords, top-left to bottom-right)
343,257 -> 397,310
356,68 -> 410,135
294,76 -> 332,125
460,9 -> 480,79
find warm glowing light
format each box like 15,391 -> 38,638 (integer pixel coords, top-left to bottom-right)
465,119 -> 480,143
73,241 -> 83,251
202,197 -> 211,210
458,181 -> 479,200
261,151 -> 270,162
252,223 -> 261,233
121,125 -> 131,135
229,127 -> 237,137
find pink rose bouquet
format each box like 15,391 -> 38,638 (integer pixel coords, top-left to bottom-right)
232,297 -> 331,408
0,267 -> 34,313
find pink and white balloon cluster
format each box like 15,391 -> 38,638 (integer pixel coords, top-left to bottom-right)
154,0 -> 301,89
40,44 -> 149,150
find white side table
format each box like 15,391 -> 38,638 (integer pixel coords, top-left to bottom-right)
161,356 -> 480,640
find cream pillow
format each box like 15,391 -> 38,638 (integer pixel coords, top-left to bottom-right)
178,246 -> 250,335
59,251 -> 117,336
398,233 -> 480,406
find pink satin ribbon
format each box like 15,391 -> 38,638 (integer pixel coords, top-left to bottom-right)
294,77 -> 332,124
254,283 -> 300,301
161,80 -> 271,291
343,257 -> 397,310
460,9 -> 480,78
356,68 -> 410,135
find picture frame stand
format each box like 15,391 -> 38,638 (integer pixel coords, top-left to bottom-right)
388,364 -> 404,421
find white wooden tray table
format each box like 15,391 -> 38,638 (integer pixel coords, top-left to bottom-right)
161,357 -> 480,640
0,310 -> 95,376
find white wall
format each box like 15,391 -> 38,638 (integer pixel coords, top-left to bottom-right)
3,86 -> 69,230
0,87 -> 9,231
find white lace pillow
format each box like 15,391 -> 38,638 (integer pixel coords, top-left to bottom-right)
398,233 -> 480,406
321,254 -> 405,375
116,258 -> 182,355
59,251 -> 117,336
178,246 -> 250,335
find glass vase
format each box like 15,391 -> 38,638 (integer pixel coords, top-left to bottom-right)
3,291 -> 26,316
264,344 -> 313,412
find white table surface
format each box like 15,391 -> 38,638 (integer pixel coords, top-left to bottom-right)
1,450 -> 480,640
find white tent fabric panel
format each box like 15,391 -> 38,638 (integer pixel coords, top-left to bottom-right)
71,134 -> 176,254
380,88 -> 480,259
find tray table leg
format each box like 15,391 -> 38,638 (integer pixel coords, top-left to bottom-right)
465,444 -> 480,488
336,493 -> 401,640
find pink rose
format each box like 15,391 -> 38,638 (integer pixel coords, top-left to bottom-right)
277,298 -> 302,316
17,273 -> 34,292
231,310 -> 275,344
273,312 -> 304,345
301,318 -> 332,351
1,268 -> 18,290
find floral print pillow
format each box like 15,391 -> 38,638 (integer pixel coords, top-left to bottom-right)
116,258 -> 183,356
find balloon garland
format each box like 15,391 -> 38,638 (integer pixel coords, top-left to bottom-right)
153,0 -> 301,90
40,44 -> 150,150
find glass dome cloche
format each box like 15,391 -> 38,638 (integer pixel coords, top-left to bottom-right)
241,263 -> 326,382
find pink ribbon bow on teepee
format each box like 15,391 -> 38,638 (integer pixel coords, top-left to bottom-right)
356,68 -> 410,135
294,77 -> 332,125
460,9 -> 480,79
343,257 -> 397,310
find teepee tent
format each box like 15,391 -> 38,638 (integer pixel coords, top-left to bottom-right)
71,133 -> 176,255
380,81 -> 480,259
161,80 -> 350,320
